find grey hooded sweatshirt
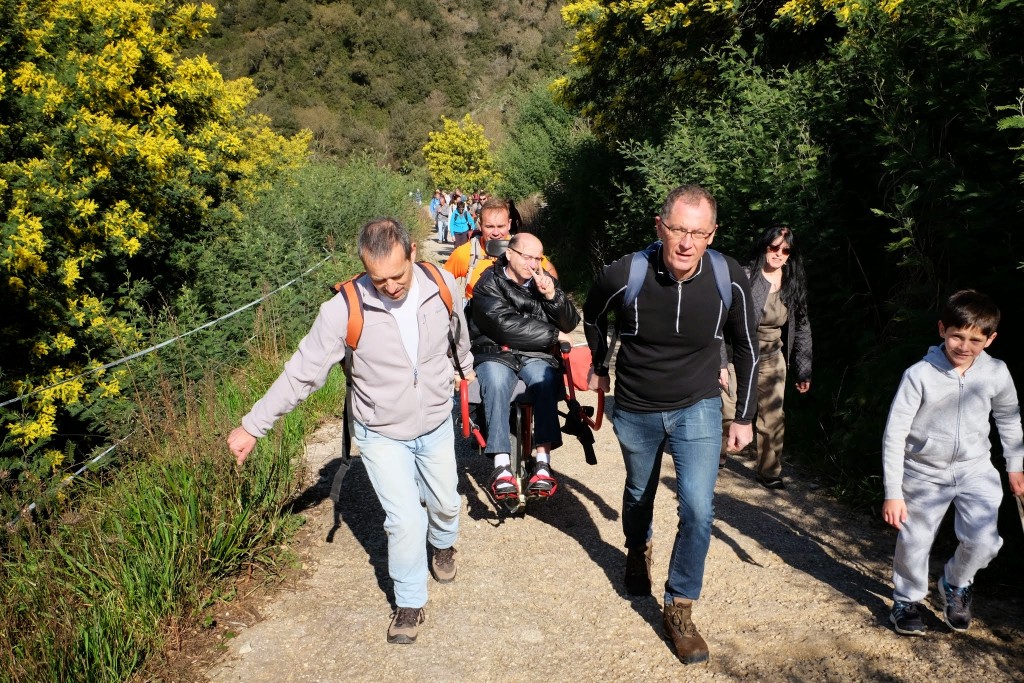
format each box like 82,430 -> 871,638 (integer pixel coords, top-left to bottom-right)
883,345 -> 1024,500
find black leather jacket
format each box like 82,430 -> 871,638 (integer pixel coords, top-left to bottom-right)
469,257 -> 580,370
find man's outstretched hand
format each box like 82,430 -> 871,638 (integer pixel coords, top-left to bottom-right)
227,426 -> 258,466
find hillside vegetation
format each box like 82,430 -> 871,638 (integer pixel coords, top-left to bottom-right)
196,0 -> 568,165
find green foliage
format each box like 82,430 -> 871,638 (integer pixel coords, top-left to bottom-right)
615,47 -> 828,258
535,124 -> 625,292
557,0 -> 739,141
997,88 -> 1024,186
0,0 -> 310,497
494,82 -> 575,199
197,0 -> 569,164
422,114 -> 500,191
0,348 -> 346,682
550,0 -> 1024,523
0,147 -> 414,675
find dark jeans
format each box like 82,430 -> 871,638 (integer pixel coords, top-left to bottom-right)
611,398 -> 722,603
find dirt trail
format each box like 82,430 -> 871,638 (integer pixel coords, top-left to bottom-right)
200,236 -> 1023,683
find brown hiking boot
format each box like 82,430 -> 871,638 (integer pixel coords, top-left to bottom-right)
430,546 -> 457,583
623,541 -> 652,595
663,599 -> 709,664
387,607 -> 425,644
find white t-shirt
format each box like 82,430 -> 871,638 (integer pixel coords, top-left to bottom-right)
375,274 -> 421,365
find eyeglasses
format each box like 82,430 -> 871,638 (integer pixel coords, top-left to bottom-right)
767,243 -> 791,256
508,247 -> 543,264
661,225 -> 716,243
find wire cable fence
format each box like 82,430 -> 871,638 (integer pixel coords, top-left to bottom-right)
3,252 -> 336,526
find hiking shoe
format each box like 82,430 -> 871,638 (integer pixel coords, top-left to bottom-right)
624,541 -> 653,596
490,467 -> 519,500
889,600 -> 926,636
939,575 -> 972,632
430,546 -> 457,584
663,599 -> 709,664
756,474 -> 785,490
387,607 -> 425,644
527,462 -> 558,497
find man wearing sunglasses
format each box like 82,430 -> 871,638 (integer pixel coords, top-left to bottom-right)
582,184 -> 758,665
469,233 -> 579,500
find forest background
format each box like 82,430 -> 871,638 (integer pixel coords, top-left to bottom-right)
1,0 -> 1023,680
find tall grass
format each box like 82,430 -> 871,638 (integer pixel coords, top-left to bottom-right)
0,335 -> 346,682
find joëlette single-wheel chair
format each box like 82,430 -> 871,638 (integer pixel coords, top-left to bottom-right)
458,341 -> 604,514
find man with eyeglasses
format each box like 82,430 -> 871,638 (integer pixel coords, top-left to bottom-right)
582,184 -> 758,665
469,232 -> 579,500
444,198 -> 558,302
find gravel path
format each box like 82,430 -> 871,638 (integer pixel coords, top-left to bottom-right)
200,237 -> 1024,683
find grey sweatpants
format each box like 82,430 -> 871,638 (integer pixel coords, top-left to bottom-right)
892,465 -> 1003,603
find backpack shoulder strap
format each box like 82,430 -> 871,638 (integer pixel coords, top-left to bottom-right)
336,277 -> 365,350
328,274 -> 365,506
416,261 -> 453,315
706,248 -> 733,311
417,260 -> 467,382
623,241 -> 660,309
467,238 -> 481,280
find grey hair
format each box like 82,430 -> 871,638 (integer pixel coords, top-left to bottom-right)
358,217 -> 412,262
659,184 -> 718,225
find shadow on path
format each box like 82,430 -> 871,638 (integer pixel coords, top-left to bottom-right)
457,434 -> 667,636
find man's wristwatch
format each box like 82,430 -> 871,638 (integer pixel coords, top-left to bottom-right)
591,364 -> 609,377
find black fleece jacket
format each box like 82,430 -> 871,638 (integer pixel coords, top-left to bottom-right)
583,246 -> 758,421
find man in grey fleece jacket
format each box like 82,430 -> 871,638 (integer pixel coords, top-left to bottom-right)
227,218 -> 474,645
882,289 -> 1024,637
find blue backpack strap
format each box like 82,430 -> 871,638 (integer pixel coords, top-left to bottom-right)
623,241 -> 660,309
706,248 -> 733,311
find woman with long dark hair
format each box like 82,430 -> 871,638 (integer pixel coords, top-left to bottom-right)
722,225 -> 812,489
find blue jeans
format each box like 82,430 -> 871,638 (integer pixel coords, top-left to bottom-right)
476,358 -> 562,455
611,398 -> 722,603
352,415 -> 460,608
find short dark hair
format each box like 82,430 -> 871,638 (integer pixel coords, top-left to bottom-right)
358,217 -> 412,262
940,289 -> 1000,336
660,184 -> 717,225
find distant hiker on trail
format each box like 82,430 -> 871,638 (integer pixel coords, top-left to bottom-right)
719,225 -> 812,489
436,193 -> 452,243
430,189 -> 442,240
227,218 -> 475,646
582,184 -> 757,665
448,200 -> 476,248
882,289 -> 1024,637
470,190 -> 483,222
469,232 -> 579,501
444,198 -> 557,302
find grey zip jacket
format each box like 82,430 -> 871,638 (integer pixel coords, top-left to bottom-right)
242,266 -> 473,442
882,345 -> 1024,499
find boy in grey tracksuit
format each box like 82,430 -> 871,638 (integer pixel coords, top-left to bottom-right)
882,290 -> 1024,636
